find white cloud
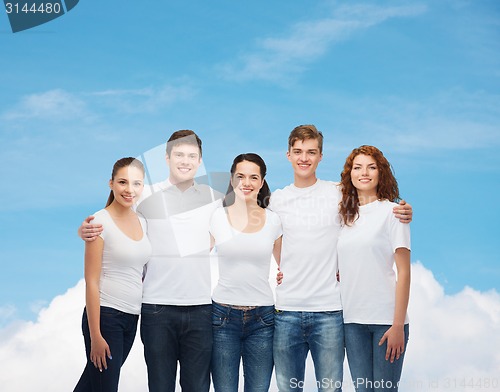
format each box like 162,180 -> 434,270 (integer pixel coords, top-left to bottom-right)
1,89 -> 89,122
0,263 -> 499,391
219,4 -> 427,83
89,83 -> 197,113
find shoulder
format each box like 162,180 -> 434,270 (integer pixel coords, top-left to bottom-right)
92,209 -> 109,225
379,199 -> 399,213
265,208 -> 282,224
270,183 -> 293,203
194,184 -> 225,204
210,206 -> 226,223
318,179 -> 341,192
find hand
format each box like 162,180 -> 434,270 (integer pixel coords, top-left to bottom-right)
79,216 -> 103,242
90,334 -> 112,372
393,200 -> 412,223
276,269 -> 283,285
378,325 -> 405,363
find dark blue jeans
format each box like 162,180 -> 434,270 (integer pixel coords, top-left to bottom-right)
344,323 -> 409,392
211,302 -> 275,392
140,303 -> 212,392
74,306 -> 138,392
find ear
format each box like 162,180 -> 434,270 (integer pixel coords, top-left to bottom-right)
165,154 -> 170,165
286,150 -> 291,162
109,179 -> 113,189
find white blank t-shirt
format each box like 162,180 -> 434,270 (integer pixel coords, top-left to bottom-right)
338,200 -> 411,325
269,179 -> 343,311
210,207 -> 282,306
94,209 -> 152,315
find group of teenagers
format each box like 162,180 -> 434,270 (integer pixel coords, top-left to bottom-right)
73,125 -> 413,392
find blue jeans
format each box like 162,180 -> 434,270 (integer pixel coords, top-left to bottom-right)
211,302 -> 275,392
344,323 -> 409,392
74,306 -> 138,392
273,310 -> 345,392
140,304 -> 212,392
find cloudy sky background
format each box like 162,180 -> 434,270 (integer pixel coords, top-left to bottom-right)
1,1 -> 499,390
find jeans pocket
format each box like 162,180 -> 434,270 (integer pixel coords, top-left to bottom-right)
141,303 -> 162,315
259,310 -> 275,327
212,309 -> 228,328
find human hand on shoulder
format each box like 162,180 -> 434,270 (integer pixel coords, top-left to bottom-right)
78,216 -> 103,242
393,200 -> 412,224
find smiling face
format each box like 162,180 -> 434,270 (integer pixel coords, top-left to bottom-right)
287,138 -> 323,187
230,160 -> 264,203
109,165 -> 144,208
350,154 -> 379,199
166,143 -> 202,185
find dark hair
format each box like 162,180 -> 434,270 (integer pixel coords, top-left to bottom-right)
105,157 -> 145,207
288,124 -> 324,153
339,145 -> 400,225
166,130 -> 202,157
223,153 -> 271,208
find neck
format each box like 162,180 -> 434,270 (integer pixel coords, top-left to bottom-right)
170,177 -> 194,192
231,197 -> 261,213
294,174 -> 317,188
107,201 -> 134,216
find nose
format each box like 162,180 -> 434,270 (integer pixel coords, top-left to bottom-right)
241,176 -> 250,186
299,151 -> 308,161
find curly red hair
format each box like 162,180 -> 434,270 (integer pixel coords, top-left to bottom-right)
339,145 -> 400,225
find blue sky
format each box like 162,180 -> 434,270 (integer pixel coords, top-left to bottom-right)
0,0 -> 499,326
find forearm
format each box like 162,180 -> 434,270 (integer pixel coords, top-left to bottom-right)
393,249 -> 411,326
85,282 -> 102,339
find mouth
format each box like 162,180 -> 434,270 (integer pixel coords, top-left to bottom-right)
177,167 -> 191,174
122,195 -> 134,202
240,187 -> 254,195
358,178 -> 371,183
297,163 -> 310,170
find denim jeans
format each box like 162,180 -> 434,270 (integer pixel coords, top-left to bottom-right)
140,303 -> 212,392
273,310 -> 345,392
344,323 -> 409,392
211,302 -> 275,392
74,306 -> 138,392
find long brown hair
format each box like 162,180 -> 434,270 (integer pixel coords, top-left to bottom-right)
105,157 -> 145,207
339,145 -> 400,225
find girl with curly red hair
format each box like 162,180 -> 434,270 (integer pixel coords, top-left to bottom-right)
338,145 -> 411,392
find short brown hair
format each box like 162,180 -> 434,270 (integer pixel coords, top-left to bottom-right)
166,130 -> 202,157
288,124 -> 323,153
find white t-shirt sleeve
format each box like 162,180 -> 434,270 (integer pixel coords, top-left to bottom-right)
389,212 -> 411,253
